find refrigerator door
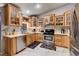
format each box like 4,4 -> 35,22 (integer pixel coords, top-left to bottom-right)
70,5 -> 79,56
0,13 -> 1,53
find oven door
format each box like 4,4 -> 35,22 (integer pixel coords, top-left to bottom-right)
44,35 -> 53,41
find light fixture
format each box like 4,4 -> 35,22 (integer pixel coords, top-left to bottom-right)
26,10 -> 30,14
36,4 -> 41,9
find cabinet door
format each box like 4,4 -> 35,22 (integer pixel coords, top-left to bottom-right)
4,37 -> 9,55
61,36 -> 66,47
10,38 -> 17,55
38,33 -> 43,42
61,36 -> 69,48
26,35 -> 33,46
31,34 -> 35,42
64,11 -> 71,26
4,4 -> 21,26
55,15 -> 65,26
35,33 -> 39,41
55,35 -> 62,47
4,4 -> 11,25
35,33 -> 42,42
4,37 -> 17,56
64,36 -> 70,48
50,14 -> 55,25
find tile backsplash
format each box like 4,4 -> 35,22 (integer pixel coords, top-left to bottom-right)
55,27 -> 70,35
3,26 -> 22,35
3,25 -> 70,35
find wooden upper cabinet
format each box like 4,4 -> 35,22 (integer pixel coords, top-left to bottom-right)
4,4 -> 22,26
64,11 -> 72,27
55,15 -> 65,26
38,17 -> 44,27
28,16 -> 38,27
49,14 -> 55,25
44,16 -> 50,25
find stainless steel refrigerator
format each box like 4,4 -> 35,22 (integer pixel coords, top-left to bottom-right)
70,4 -> 79,56
0,12 -> 1,55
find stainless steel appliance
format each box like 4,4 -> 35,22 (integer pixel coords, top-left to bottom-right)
70,4 -> 79,56
44,35 -> 53,41
0,12 -> 1,53
17,36 -> 26,53
41,23 -> 56,50
43,29 -> 54,41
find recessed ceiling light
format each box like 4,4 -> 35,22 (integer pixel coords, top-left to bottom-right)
26,10 -> 30,14
36,4 -> 41,9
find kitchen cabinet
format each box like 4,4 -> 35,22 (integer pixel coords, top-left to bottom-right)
38,18 -> 44,27
41,14 -> 55,27
26,34 -> 33,46
35,33 -> 43,42
61,36 -> 70,48
29,16 -> 38,27
55,35 -> 62,47
55,35 -> 70,48
4,4 -> 22,26
55,15 -> 65,26
25,34 -> 36,46
22,16 -> 29,22
4,37 -> 17,56
49,14 -> 55,25
31,34 -> 36,42
25,33 -> 43,46
44,16 -> 50,25
64,11 -> 72,26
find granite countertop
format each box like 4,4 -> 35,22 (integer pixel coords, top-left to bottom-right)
3,32 -> 69,38
3,32 -> 42,38
3,34 -> 26,38
55,33 -> 69,36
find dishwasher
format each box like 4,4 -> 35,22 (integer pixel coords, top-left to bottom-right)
17,36 -> 26,53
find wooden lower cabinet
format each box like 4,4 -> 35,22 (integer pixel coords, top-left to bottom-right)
26,34 -> 33,46
32,34 -> 36,42
4,37 -> 17,56
25,33 -> 43,46
35,33 -> 43,42
55,35 -> 70,48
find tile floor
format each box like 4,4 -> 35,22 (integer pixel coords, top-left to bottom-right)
15,43 -> 70,56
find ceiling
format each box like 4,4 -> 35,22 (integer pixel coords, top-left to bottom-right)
0,3 -> 68,16
14,3 -> 68,16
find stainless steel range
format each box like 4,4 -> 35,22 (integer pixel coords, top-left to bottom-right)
43,29 -> 54,41
40,23 -> 56,50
